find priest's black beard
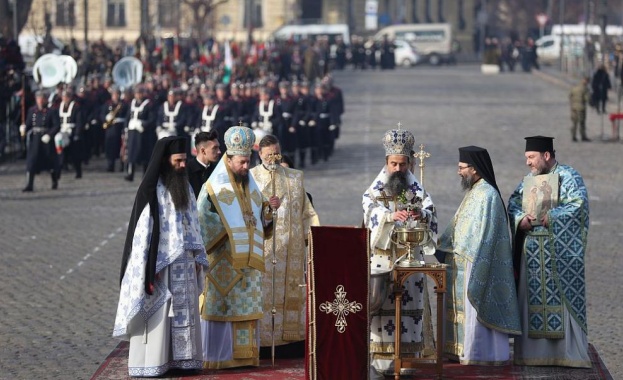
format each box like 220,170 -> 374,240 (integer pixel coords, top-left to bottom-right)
461,173 -> 477,191
162,162 -> 189,211
233,171 -> 249,187
386,171 -> 409,196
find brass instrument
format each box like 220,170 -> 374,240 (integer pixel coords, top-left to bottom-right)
103,103 -> 123,130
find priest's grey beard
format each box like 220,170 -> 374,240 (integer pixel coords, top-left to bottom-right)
162,162 -> 189,211
233,172 -> 249,187
385,171 -> 409,196
461,173 -> 477,191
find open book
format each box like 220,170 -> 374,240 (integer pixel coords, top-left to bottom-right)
522,173 -> 559,226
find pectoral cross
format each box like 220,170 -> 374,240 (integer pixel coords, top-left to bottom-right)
374,190 -> 395,210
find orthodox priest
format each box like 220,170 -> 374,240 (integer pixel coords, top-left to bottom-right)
437,146 -> 521,365
508,136 -> 590,368
113,136 -> 208,377
197,126 -> 281,369
250,134 -> 320,356
362,127 -> 438,378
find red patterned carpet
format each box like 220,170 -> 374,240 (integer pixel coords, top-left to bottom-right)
90,341 -> 612,380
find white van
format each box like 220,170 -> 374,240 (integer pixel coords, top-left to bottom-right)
374,23 -> 454,65
535,35 -> 586,64
271,24 -> 350,45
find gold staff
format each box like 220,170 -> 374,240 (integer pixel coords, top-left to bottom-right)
265,151 -> 282,366
413,143 -> 431,189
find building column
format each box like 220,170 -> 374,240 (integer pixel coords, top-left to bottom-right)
410,0 -> 420,23
424,0 -> 433,23
437,0 -> 445,22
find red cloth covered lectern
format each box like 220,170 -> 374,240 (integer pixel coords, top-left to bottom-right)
306,226 -> 370,380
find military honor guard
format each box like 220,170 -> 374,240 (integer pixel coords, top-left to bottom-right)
20,91 -> 60,192
156,89 -> 186,140
274,81 -> 298,165
125,85 -> 155,181
101,86 -> 129,172
55,87 -> 86,179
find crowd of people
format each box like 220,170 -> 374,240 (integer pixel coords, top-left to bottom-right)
10,36 -> 349,192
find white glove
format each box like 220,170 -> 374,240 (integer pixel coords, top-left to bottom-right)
19,124 -> 27,136
136,124 -> 144,133
251,121 -> 258,128
329,124 -> 336,131
309,120 -> 316,127
91,119 -> 97,125
184,126 -> 191,133
41,134 -> 51,144
299,120 -> 305,126
84,123 -> 90,130
105,113 -> 114,122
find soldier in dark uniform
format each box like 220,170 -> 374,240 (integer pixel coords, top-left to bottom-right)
292,80 -> 311,168
101,86 -> 129,172
229,82 -> 247,127
75,85 -> 95,165
193,93 -> 228,152
125,85 -> 155,181
56,87 -> 86,179
252,87 -> 282,137
274,81 -> 297,164
215,83 -> 234,134
182,89 -> 201,147
309,83 -> 338,163
20,91 -> 60,192
89,74 -> 112,158
323,75 -> 344,144
243,83 -> 258,125
156,88 -> 187,140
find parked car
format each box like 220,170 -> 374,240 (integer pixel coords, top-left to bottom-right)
394,39 -> 420,67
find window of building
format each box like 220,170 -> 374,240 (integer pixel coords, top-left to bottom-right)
107,0 -> 126,27
158,0 -> 180,28
56,0 -> 75,27
243,0 -> 263,29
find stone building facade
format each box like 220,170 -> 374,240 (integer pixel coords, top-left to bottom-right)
24,0 -> 478,53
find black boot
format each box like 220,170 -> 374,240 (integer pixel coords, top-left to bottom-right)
124,163 -> 134,181
299,150 -> 306,169
51,171 -> 58,190
75,162 -> 82,179
22,172 -> 34,192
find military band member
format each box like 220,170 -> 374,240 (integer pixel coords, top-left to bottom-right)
323,75 -> 344,142
156,89 -> 186,140
251,88 -> 281,136
125,85 -> 155,181
309,83 -> 337,164
274,81 -> 297,165
56,87 -> 85,179
229,82 -> 247,127
20,91 -> 60,192
101,86 -> 129,172
294,80 -> 312,168
89,73 -> 112,158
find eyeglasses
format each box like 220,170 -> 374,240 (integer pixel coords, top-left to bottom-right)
457,165 -> 472,171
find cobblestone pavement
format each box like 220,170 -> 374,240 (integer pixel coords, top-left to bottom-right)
0,65 -> 620,379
